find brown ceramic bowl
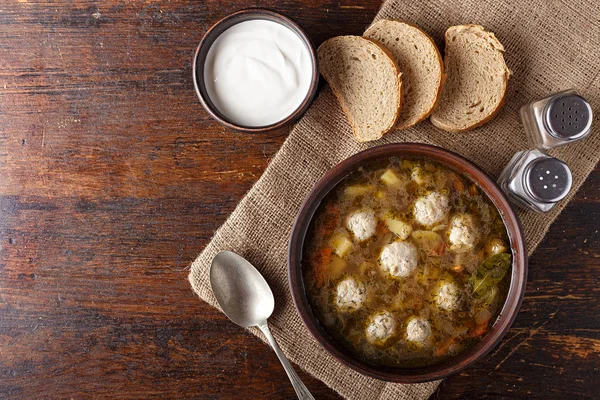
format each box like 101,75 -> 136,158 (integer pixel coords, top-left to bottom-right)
288,143 -> 528,383
192,9 -> 319,133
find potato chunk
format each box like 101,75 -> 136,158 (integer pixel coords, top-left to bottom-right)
384,218 -> 412,240
330,232 -> 353,257
485,238 -> 508,256
344,184 -> 372,197
329,256 -> 347,279
380,169 -> 402,187
411,230 -> 443,253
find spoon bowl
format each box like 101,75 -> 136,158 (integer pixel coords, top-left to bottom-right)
210,251 -> 274,327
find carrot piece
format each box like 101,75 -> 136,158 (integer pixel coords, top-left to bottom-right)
320,205 -> 339,235
311,247 -> 332,288
312,264 -> 326,288
451,265 -> 464,273
430,241 -> 448,256
319,247 -> 333,261
448,172 -> 465,192
470,323 -> 489,338
468,184 -> 478,196
435,338 -> 455,357
453,180 -> 465,192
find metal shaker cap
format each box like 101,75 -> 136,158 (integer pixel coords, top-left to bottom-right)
544,93 -> 593,140
524,157 -> 572,203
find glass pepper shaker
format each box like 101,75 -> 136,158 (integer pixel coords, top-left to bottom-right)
497,149 -> 572,213
520,89 -> 593,149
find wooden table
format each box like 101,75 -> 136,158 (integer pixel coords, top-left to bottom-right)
0,1 -> 598,398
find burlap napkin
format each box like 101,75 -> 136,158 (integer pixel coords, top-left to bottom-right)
189,0 -> 599,398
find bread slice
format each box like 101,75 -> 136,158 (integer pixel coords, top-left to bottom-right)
317,36 -> 402,142
364,20 -> 445,130
430,25 -> 511,132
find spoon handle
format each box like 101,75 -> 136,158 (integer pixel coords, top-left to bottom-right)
258,322 -> 315,400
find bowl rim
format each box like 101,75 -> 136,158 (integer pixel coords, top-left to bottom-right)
287,143 -> 528,383
192,8 -> 320,133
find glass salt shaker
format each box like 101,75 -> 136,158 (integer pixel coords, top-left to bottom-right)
497,149 -> 572,213
520,89 -> 593,149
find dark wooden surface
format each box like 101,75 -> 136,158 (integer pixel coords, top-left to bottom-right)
0,1 -> 598,399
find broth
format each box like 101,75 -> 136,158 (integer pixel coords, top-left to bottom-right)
303,157 -> 512,368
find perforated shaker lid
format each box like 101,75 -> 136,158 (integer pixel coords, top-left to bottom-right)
544,93 -> 593,140
525,157 -> 572,203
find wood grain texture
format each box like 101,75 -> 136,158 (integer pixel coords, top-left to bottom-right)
0,1 -> 597,399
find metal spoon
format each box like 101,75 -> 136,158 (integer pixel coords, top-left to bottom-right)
210,251 -> 315,400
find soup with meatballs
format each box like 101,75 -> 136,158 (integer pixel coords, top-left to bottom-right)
303,158 -> 512,368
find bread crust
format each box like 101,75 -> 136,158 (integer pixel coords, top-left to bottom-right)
365,19 -> 446,130
430,25 -> 511,132
318,36 -> 403,142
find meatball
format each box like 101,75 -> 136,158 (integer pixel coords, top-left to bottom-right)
366,311 -> 396,344
406,317 -> 431,344
345,208 -> 377,242
448,214 -> 478,251
335,277 -> 366,311
380,241 -> 418,278
413,192 -> 450,226
435,282 -> 461,311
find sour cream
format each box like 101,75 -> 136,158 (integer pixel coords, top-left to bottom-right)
203,19 -> 313,127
